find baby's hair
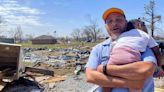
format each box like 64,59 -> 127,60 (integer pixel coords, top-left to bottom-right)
126,20 -> 135,31
127,18 -> 146,31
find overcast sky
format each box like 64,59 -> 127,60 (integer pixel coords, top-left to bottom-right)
0,0 -> 164,38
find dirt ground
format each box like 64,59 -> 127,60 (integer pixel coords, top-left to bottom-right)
33,62 -> 75,76
53,67 -> 74,76
32,50 -> 62,57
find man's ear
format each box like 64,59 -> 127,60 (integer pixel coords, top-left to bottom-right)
105,24 -> 109,31
105,24 -> 112,37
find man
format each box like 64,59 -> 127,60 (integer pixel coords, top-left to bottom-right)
85,8 -> 157,92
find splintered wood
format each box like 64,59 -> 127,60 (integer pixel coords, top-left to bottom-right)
0,81 -> 6,91
0,43 -> 22,79
34,75 -> 65,88
35,75 -> 65,84
42,75 -> 65,83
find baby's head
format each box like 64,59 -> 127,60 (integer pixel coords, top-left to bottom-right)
127,18 -> 148,33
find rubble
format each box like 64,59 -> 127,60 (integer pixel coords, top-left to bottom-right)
1,43 -> 164,92
0,45 -> 92,91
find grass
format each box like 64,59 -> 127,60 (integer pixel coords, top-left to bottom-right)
24,61 -> 35,67
19,41 -> 101,49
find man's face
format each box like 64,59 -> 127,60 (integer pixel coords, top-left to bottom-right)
105,13 -> 127,39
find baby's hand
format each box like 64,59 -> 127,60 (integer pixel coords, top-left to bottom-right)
157,67 -> 164,79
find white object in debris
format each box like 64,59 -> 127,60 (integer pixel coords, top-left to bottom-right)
87,85 -> 99,92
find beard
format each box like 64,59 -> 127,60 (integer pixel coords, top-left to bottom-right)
109,33 -> 120,41
109,27 -> 126,41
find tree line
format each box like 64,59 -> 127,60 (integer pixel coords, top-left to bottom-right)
0,0 -> 163,43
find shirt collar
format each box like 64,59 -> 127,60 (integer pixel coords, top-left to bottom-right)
102,38 -> 111,46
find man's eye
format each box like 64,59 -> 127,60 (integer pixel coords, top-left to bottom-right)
106,20 -> 112,24
116,19 -> 122,22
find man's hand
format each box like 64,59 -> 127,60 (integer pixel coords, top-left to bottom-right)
97,64 -> 103,73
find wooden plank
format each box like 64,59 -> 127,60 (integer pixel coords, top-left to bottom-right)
42,75 -> 65,83
0,57 -> 17,63
25,67 -> 54,76
0,44 -> 20,53
0,51 -> 19,57
0,43 -> 22,79
0,81 -> 7,91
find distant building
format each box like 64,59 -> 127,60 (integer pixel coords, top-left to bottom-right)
31,35 -> 57,44
0,38 -> 15,43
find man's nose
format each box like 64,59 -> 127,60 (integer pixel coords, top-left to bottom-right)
111,21 -> 117,26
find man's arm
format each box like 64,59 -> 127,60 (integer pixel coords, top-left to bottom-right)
85,45 -> 143,89
85,45 -> 142,89
86,68 -> 144,89
97,48 -> 156,80
98,61 -> 155,80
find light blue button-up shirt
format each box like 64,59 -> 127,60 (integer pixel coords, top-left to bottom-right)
86,38 -> 157,92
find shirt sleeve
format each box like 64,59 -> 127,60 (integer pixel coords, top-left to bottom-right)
147,36 -> 158,48
141,48 -> 157,65
85,46 -> 101,70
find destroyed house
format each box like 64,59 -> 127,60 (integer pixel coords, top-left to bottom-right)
31,35 -> 57,44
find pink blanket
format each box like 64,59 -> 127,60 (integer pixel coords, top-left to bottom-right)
108,46 -> 141,65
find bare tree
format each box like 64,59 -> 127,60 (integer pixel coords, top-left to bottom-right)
0,16 -> 2,24
57,37 -> 65,43
143,0 -> 161,37
0,16 -> 4,33
14,26 -> 23,43
25,34 -> 34,41
86,15 -> 101,42
82,27 -> 92,41
71,28 -> 81,41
